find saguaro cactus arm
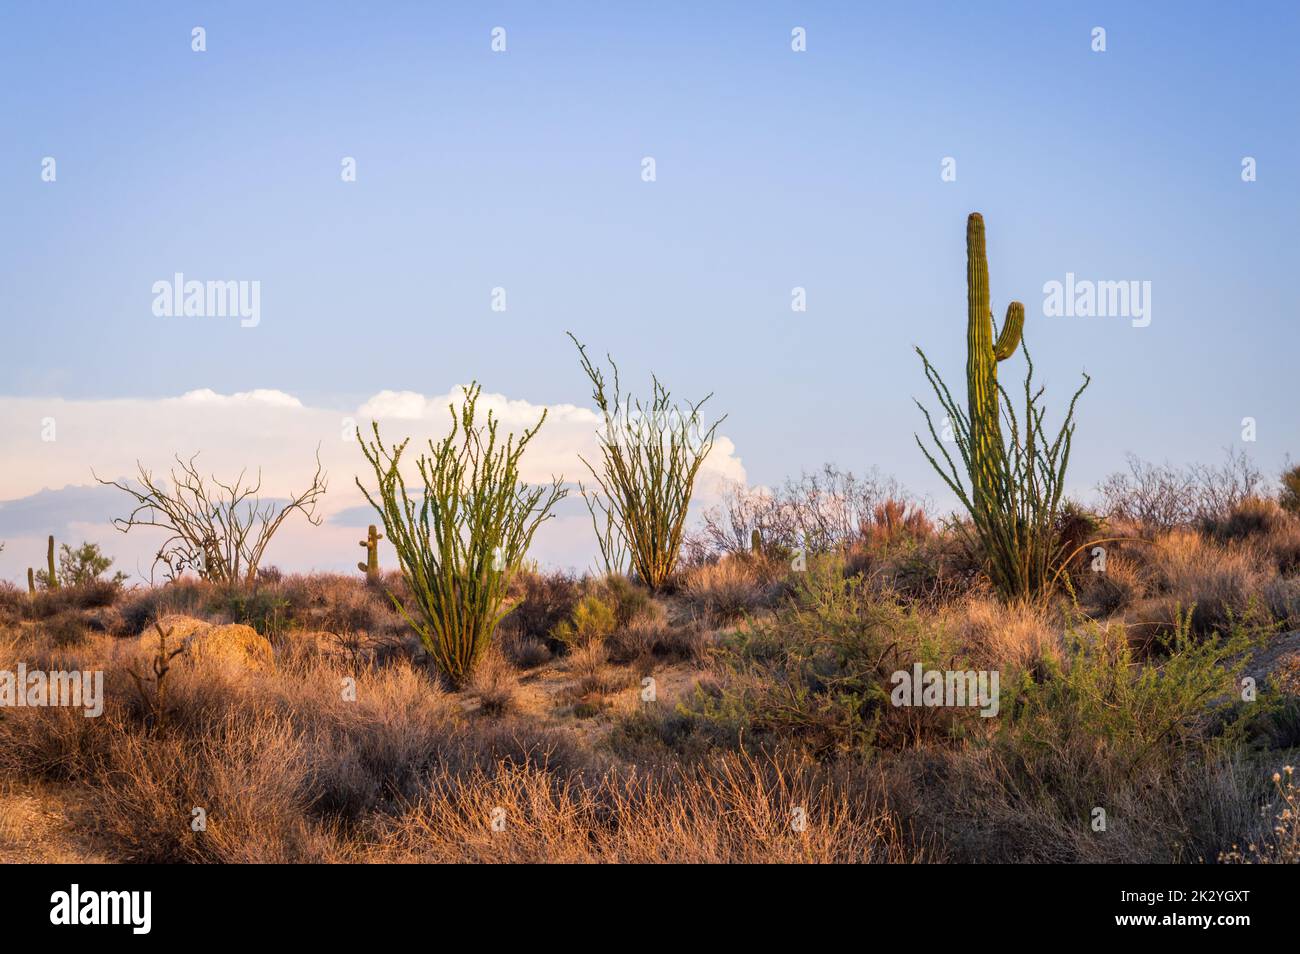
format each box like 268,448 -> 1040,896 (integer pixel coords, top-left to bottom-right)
993,302 -> 1024,361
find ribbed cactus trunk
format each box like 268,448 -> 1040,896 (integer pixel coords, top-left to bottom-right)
46,535 -> 59,590
357,524 -> 383,580
965,213 -> 1024,519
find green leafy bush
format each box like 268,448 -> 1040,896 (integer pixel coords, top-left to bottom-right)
552,594 -> 617,647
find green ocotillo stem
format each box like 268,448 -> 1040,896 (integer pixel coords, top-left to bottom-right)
46,535 -> 59,590
965,213 -> 1024,511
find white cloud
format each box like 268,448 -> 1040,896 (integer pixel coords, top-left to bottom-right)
0,387 -> 746,583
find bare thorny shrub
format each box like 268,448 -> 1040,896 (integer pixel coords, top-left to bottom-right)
97,451 -> 327,585
1098,448 -> 1264,531
687,464 -> 913,559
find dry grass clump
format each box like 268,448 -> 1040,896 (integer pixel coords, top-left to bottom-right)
605,606 -> 708,665
1135,530 -> 1273,639
567,642 -> 632,702
498,630 -> 552,670
1203,495 -> 1290,543
950,596 -> 1060,672
468,647 -> 519,716
679,555 -> 769,625
1220,765 -> 1300,864
1072,551 -> 1149,618
366,749 -> 911,863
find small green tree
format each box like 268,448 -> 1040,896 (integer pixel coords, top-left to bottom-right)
569,333 -> 724,590
35,541 -> 128,589
356,383 -> 565,687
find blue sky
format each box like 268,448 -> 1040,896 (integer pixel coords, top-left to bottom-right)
1,1 -> 1297,575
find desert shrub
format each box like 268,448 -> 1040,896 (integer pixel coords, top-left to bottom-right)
1137,530 -> 1274,639
552,594 -> 617,648
502,570 -> 584,648
25,580 -> 121,618
1280,464 -> 1300,517
687,465 -> 911,560
599,574 -> 652,628
366,749 -> 907,863
356,383 -> 566,687
998,612 -> 1265,795
852,531 -> 982,606
569,334 -> 723,590
468,647 -> 519,716
98,451 -> 326,585
679,555 -> 767,625
605,705 -> 724,764
210,585 -> 291,639
952,596 -> 1060,673
0,582 -> 25,628
1203,495 -> 1288,542
567,641 -> 629,700
117,578 -> 211,633
1220,766 -> 1300,864
860,497 -> 933,547
88,712 -> 329,863
917,745 -> 1268,863
907,615 -> 1271,863
498,630 -> 552,670
686,556 -> 960,756
605,607 -> 707,665
1098,448 -> 1263,532
1073,552 -> 1148,618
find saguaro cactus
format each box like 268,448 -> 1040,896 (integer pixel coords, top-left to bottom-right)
27,567 -> 35,595
965,212 -> 1024,516
750,527 -> 763,556
46,535 -> 59,590
357,524 -> 383,580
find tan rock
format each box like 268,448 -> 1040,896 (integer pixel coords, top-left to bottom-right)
138,615 -> 275,673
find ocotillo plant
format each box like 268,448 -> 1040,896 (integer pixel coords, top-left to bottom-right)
915,212 -> 1090,601
357,524 -> 383,580
355,383 -> 566,687
569,333 -> 724,591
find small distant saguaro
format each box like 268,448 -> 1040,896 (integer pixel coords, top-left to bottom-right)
358,524 -> 383,581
